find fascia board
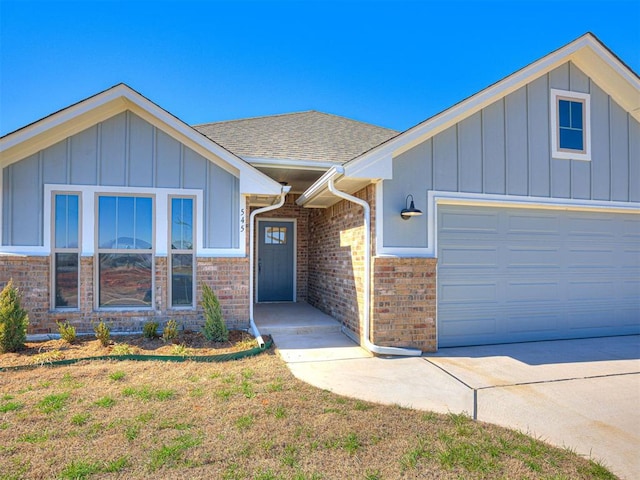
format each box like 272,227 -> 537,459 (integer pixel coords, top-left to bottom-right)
344,34 -> 639,174
296,166 -> 345,205
243,156 -> 338,171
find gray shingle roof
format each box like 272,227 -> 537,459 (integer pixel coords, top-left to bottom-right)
193,111 -> 399,164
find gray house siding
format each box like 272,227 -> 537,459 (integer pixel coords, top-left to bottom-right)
2,111 -> 239,249
383,61 -> 639,249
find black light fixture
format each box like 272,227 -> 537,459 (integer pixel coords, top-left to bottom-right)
400,194 -> 423,220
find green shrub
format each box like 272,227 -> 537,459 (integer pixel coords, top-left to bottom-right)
162,319 -> 179,343
111,343 -> 135,355
0,280 -> 29,353
94,320 -> 111,347
201,284 -> 228,342
57,321 -> 76,344
143,321 -> 158,339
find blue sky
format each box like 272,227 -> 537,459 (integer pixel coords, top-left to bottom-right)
1,0 -> 638,136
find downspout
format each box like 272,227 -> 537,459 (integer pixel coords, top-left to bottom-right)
248,187 -> 291,348
327,174 -> 422,357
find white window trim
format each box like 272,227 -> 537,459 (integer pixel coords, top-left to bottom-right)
0,184 -> 246,257
375,185 -> 640,258
50,191 -> 81,311
168,195 -> 196,310
550,88 -> 591,161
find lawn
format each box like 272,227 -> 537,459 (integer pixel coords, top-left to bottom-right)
0,351 -> 616,479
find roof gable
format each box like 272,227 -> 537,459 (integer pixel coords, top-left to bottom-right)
339,33 -> 640,185
0,84 -> 282,196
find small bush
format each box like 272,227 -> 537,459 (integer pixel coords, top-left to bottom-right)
111,343 -> 135,355
0,280 -> 29,353
162,319 -> 179,343
57,321 -> 76,344
143,321 -> 158,339
94,320 -> 111,347
201,283 -> 228,342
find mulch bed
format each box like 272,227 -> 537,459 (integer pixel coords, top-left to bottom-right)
0,330 -> 257,368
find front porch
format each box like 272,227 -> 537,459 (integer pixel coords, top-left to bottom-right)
253,302 -> 370,362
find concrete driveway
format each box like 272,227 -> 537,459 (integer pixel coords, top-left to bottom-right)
275,333 -> 640,480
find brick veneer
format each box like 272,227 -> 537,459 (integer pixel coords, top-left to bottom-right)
308,184 -> 438,352
252,194 -> 309,302
0,255 -> 249,334
372,257 -> 437,351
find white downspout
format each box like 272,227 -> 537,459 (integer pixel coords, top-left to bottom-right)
327,176 -> 422,357
248,187 -> 291,348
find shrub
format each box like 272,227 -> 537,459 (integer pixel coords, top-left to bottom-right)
201,284 -> 228,342
57,321 -> 76,344
162,319 -> 179,343
94,320 -> 111,347
143,321 -> 159,339
0,280 -> 29,353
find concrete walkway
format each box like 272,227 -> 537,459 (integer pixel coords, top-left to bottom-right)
260,307 -> 639,480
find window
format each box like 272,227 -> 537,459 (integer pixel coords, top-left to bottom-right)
97,195 -> 153,308
52,194 -> 80,309
265,226 -> 287,245
550,89 -> 591,161
169,197 -> 195,307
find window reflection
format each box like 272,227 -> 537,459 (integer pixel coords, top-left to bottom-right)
265,226 -> 287,245
99,253 -> 152,307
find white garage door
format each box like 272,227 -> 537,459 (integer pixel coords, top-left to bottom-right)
437,205 -> 640,347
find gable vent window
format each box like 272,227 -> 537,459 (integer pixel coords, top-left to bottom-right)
550,89 -> 591,161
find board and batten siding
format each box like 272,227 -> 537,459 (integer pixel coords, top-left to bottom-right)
2,111 -> 240,249
382,61 -> 640,249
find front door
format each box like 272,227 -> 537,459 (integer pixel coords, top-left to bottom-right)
258,220 -> 295,302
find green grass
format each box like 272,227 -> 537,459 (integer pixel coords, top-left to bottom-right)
109,370 -> 126,381
94,396 -> 116,408
37,392 -> 70,414
0,401 -> 22,413
148,433 -> 203,471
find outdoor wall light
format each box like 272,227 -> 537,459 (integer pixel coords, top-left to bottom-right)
400,194 -> 423,220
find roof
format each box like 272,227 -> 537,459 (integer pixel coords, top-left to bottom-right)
194,111 -> 399,165
299,32 -> 640,208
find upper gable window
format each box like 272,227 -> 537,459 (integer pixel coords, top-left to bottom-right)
550,89 -> 591,161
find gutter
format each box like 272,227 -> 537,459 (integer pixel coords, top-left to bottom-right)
325,172 -> 422,357
248,186 -> 291,347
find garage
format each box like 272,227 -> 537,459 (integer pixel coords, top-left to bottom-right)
437,204 -> 640,347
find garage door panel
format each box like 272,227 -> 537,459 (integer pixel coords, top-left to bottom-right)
507,214 -> 561,234
437,205 -> 640,347
567,216 -> 617,237
507,246 -> 561,267
439,282 -> 498,303
439,246 -> 499,267
439,211 -> 498,233
506,281 -> 561,301
505,313 -> 560,333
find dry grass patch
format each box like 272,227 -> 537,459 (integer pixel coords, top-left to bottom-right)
0,352 -> 617,479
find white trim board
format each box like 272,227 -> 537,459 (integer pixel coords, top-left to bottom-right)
376,189 -> 640,258
0,184 -> 246,257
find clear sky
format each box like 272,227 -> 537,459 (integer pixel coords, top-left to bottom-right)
1,0 -> 638,136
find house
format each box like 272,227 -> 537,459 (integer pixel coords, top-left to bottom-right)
1,32 -> 638,352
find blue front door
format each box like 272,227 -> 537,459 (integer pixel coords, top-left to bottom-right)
258,220 -> 294,302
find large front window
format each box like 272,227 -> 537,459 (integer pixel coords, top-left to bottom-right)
170,197 -> 195,307
53,194 -> 80,309
97,195 -> 154,308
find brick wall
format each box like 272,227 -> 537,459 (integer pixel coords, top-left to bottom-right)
0,255 -> 249,335
252,193 -> 309,302
372,257 -> 437,351
308,183 -> 438,352
308,185 -> 374,335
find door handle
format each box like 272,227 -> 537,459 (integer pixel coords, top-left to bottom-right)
258,259 -> 262,273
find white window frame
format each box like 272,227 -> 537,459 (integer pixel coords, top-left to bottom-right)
550,89 -> 591,161
169,195 -> 196,309
51,192 -> 81,310
95,193 -> 156,311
